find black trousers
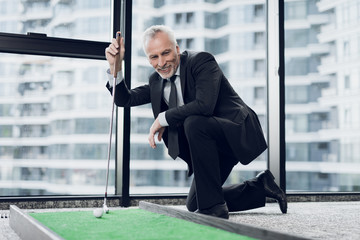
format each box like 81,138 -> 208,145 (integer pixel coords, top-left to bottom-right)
183,115 -> 266,212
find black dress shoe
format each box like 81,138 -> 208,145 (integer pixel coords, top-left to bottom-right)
195,203 -> 229,219
257,170 -> 287,214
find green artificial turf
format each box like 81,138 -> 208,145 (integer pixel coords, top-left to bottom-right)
30,209 -> 257,240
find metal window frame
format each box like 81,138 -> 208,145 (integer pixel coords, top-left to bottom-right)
121,0 -> 286,200
0,32 -> 108,60
266,0 -> 286,190
120,0 -> 286,202
118,0 -> 131,207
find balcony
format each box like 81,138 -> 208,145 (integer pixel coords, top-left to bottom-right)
23,6 -> 52,21
317,0 -> 337,12
318,55 -> 337,75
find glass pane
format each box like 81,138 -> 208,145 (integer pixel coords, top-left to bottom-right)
0,53 -> 115,196
130,0 -> 268,194
285,0 -> 360,192
0,0 -> 111,41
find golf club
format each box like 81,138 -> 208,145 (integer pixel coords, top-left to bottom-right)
103,31 -> 121,213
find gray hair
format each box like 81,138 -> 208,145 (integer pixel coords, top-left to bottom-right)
142,25 -> 177,54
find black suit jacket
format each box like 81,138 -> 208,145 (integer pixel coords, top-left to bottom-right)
107,51 -> 267,175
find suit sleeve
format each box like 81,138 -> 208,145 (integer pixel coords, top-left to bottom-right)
106,79 -> 151,107
165,52 -> 222,126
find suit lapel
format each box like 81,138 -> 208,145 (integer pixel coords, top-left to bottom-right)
180,52 -> 187,100
151,75 -> 165,118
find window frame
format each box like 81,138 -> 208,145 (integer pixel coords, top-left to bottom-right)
0,32 -> 108,60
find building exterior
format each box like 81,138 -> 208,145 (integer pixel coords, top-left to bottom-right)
0,0 -> 359,196
315,0 -> 360,191
284,0 -> 360,191
0,0 -> 115,195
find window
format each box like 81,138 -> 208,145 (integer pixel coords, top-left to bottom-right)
285,29 -> 309,48
204,9 -> 228,29
254,59 -> 265,76
254,32 -> 265,49
254,4 -> 264,20
174,12 -> 195,26
2,0 -> 357,200
344,75 -> 350,89
285,1 -> 306,20
0,1 -> 113,196
130,0 -> 268,195
285,0 -> 360,192
0,0 -> 110,41
0,54 -> 115,196
178,38 -> 196,50
254,87 -> 265,104
205,36 -> 229,54
186,12 -> 194,23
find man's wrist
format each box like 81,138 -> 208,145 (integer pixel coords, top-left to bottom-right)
158,112 -> 169,127
107,69 -> 123,87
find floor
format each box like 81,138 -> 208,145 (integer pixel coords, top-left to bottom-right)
227,201 -> 360,239
1,201 -> 359,240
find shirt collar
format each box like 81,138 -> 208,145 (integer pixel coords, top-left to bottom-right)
175,65 -> 180,76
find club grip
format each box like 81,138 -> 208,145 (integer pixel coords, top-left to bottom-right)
113,32 -> 121,78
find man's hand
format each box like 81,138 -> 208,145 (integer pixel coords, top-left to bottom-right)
105,34 -> 125,75
148,118 -> 165,149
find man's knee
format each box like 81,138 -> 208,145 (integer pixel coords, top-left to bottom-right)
186,194 -> 197,212
186,201 -> 197,212
184,116 -> 219,140
183,115 -> 204,136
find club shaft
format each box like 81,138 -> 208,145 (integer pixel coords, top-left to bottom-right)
104,76 -> 117,202
104,32 -> 121,205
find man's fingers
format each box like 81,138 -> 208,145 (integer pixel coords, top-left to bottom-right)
119,37 -> 125,56
149,118 -> 164,149
106,37 -> 122,56
106,44 -> 118,56
157,128 -> 164,141
149,130 -> 164,149
148,133 -> 156,149
111,38 -> 119,48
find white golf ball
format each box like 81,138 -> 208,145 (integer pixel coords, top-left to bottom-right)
93,208 -> 103,218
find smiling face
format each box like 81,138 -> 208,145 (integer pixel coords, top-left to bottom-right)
145,31 -> 180,79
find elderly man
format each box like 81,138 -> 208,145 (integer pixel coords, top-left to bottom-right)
105,25 -> 287,219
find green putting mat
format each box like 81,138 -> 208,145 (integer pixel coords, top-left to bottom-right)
30,209 -> 257,240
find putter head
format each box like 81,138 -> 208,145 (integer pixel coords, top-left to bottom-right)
103,204 -> 109,214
